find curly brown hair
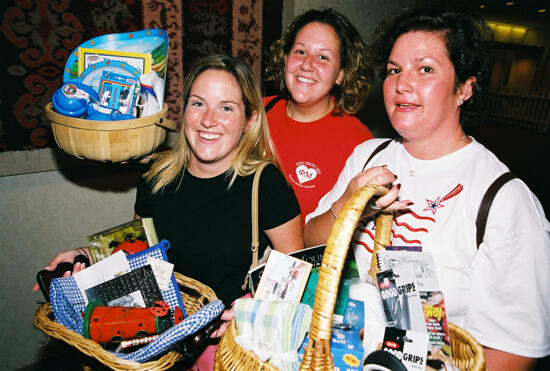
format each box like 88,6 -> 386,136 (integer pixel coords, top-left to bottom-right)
368,6 -> 492,130
264,8 -> 373,116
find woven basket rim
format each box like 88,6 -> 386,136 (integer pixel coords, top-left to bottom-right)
34,271 -> 217,371
44,102 -> 172,131
215,184 -> 486,371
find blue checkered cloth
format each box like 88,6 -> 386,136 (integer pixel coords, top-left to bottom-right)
50,240 -> 185,334
48,239 -> 225,363
115,299 -> 224,362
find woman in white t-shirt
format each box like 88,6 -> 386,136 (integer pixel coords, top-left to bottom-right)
305,7 -> 550,370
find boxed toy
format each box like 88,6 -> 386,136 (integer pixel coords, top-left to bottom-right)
299,298 -> 365,371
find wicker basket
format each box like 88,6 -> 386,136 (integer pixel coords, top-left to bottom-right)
44,102 -> 177,162
35,272 -> 217,371
214,184 -> 486,371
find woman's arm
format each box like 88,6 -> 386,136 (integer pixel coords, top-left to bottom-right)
484,347 -> 538,371
304,166 -> 408,247
264,215 -> 303,254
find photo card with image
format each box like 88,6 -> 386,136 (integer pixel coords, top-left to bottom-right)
254,250 -> 312,302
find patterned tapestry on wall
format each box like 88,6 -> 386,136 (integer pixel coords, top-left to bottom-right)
0,0 -> 143,151
0,0 -> 282,152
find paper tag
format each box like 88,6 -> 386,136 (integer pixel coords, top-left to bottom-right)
147,257 -> 173,291
376,263 -> 426,332
73,250 -> 131,304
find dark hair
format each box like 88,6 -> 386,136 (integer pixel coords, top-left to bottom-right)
369,7 -> 492,129
264,8 -> 373,115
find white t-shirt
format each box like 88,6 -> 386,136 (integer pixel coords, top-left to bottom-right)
306,138 -> 550,358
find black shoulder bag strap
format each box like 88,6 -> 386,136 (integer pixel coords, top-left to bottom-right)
361,139 -> 393,171
475,172 -> 517,248
264,95 -> 283,113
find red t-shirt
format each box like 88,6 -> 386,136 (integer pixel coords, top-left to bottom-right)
264,96 -> 373,223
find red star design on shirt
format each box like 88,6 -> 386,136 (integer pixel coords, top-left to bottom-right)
424,197 -> 445,215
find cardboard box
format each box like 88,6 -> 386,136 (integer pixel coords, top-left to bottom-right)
299,299 -> 365,371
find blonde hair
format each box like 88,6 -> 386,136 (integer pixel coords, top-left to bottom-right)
145,54 -> 279,193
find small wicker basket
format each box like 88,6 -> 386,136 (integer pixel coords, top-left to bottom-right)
35,272 -> 217,371
44,102 -> 177,162
214,184 -> 486,371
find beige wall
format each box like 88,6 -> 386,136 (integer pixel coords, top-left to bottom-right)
0,162 -> 140,369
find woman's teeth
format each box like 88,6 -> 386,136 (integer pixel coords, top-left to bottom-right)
200,132 -> 221,140
297,76 -> 314,84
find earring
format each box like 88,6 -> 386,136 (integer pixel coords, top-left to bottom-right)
459,98 -> 464,106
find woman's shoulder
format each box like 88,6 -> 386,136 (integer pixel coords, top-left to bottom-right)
257,162 -> 286,181
353,137 -> 398,155
263,95 -> 286,110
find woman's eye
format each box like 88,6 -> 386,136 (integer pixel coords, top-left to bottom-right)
293,49 -> 305,55
190,101 -> 204,108
420,66 -> 433,73
387,68 -> 400,75
221,105 -> 233,112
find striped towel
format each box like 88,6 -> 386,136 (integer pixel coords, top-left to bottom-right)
234,299 -> 312,371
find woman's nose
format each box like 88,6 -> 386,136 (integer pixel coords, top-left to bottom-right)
200,110 -> 217,128
300,54 -> 314,71
395,72 -> 412,94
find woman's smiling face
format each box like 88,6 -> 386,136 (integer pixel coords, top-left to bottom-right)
284,21 -> 344,108
184,69 -> 256,177
383,31 -> 463,142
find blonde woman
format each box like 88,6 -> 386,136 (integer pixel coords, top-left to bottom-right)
134,54 -> 303,307
36,54 -> 302,310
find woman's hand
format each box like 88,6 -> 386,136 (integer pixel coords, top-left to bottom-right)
304,166 -> 412,247
32,248 -> 89,292
336,165 -> 409,218
210,307 -> 234,338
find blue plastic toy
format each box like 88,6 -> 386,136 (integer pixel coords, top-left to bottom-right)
52,82 -> 99,117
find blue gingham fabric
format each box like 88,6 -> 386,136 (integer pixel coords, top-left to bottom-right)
50,239 -> 185,333
48,239 -> 224,363
115,299 -> 224,362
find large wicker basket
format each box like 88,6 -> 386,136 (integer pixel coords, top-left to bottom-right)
214,184 -> 486,371
45,102 -> 177,162
35,272 -> 217,371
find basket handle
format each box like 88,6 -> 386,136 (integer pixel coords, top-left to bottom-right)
300,184 -> 392,370
155,116 -> 178,131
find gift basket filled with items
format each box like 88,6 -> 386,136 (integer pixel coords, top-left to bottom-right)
35,219 -> 224,370
214,185 -> 486,371
45,29 -> 177,162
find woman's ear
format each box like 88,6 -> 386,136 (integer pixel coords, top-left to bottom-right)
335,69 -> 344,85
244,111 -> 258,133
460,76 -> 476,102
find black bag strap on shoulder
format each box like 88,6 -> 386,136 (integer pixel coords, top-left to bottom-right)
264,95 -> 283,113
361,139 -> 393,171
475,171 -> 517,248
